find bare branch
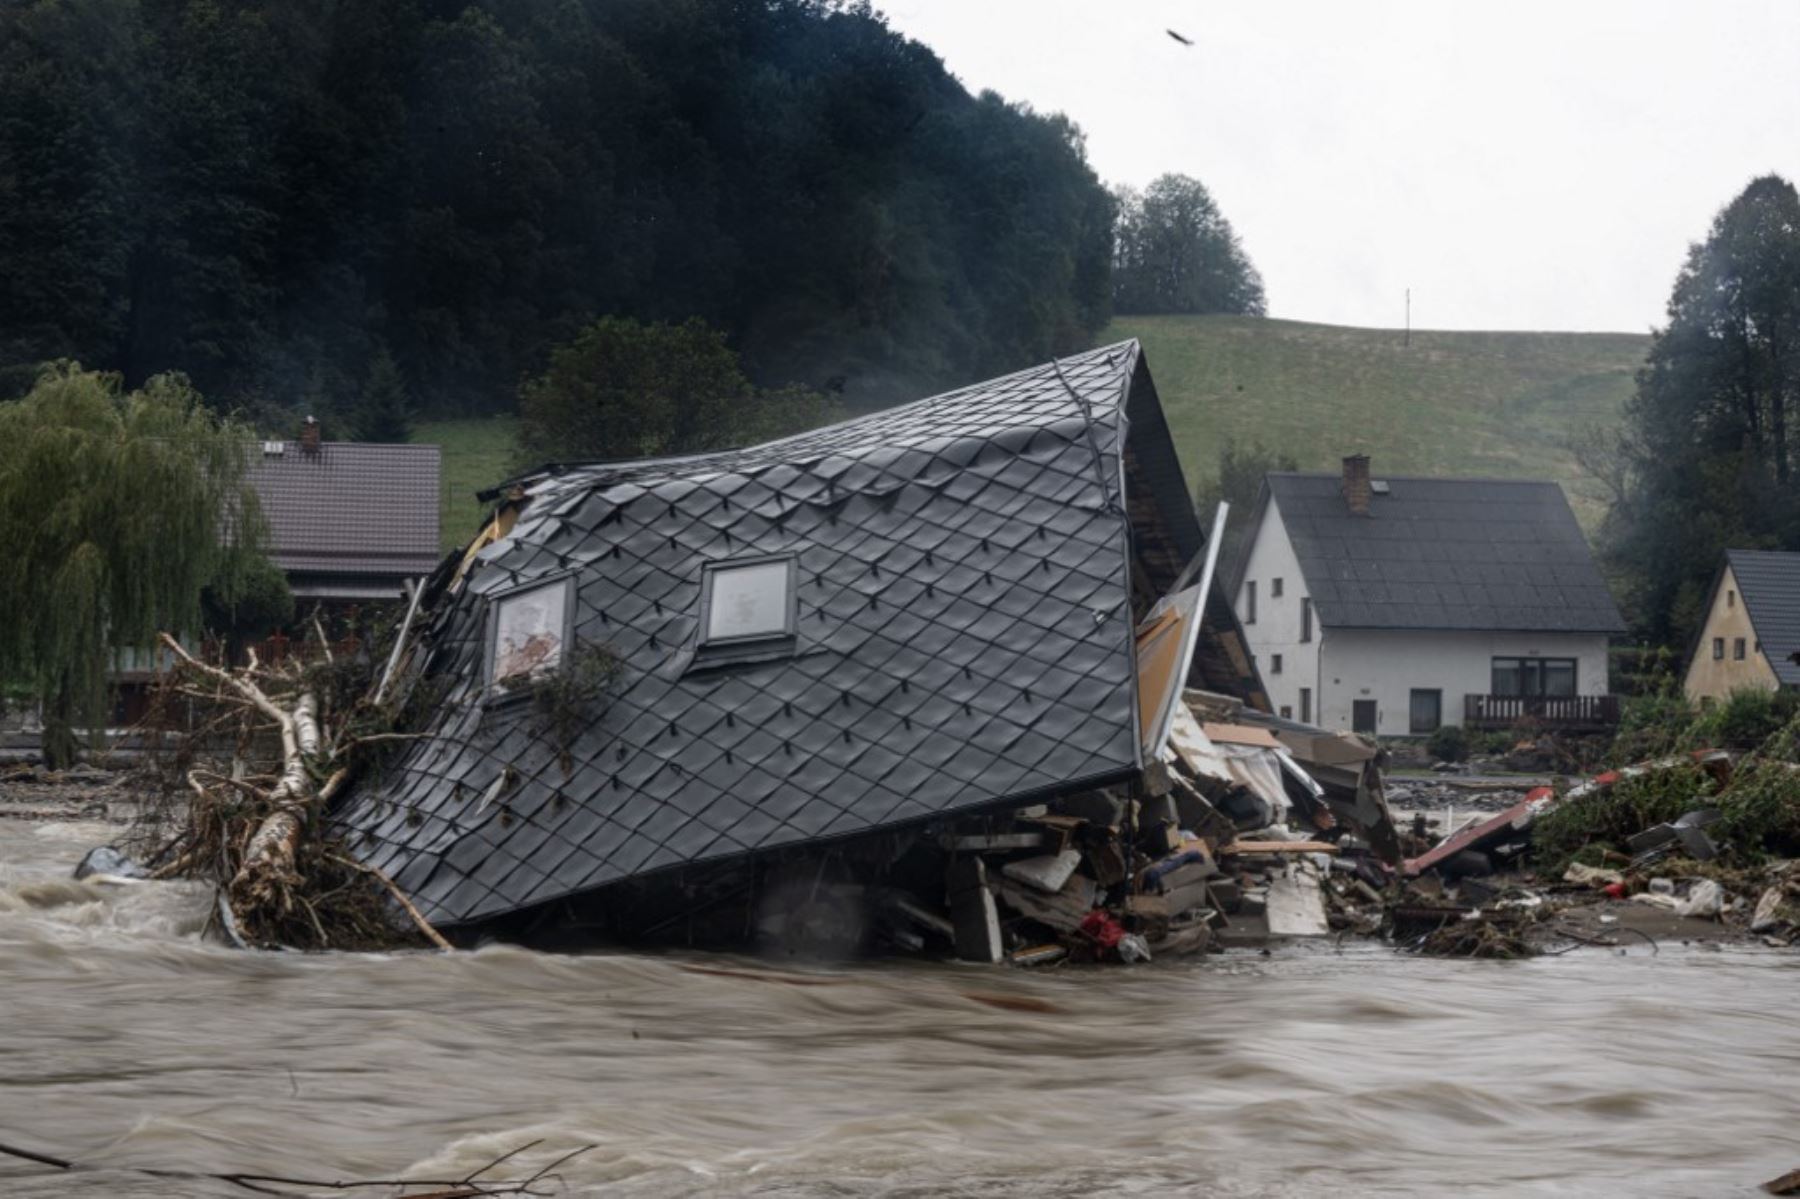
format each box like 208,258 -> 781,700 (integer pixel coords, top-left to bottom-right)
329,854 -> 453,951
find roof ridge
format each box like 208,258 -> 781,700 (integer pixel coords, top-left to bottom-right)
1267,470 -> 1563,486
486,340 -> 1143,498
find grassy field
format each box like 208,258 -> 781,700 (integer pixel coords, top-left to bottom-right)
413,316 -> 1651,549
413,415 -> 518,550
1108,314 -> 1650,526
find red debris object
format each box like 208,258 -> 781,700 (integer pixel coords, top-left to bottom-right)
1403,750 -> 1737,878
1602,881 -> 1626,899
1405,787 -> 1555,877
1077,910 -> 1126,952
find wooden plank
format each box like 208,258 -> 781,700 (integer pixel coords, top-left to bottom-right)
1201,721 -> 1282,749
939,832 -> 1047,852
997,876 -> 1097,934
950,859 -> 1002,964
1221,840 -> 1339,856
1002,849 -> 1082,894
1160,879 -> 1212,917
1265,865 -> 1330,937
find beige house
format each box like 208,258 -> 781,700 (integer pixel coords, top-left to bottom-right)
1683,550 -> 1800,703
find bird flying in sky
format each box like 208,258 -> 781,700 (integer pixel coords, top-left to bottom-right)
1166,29 -> 1194,46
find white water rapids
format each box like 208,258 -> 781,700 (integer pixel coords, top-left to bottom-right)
3,816 -> 1797,1197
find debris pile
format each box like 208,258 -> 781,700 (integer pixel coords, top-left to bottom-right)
1386,747 -> 1800,953
112,597 -> 450,951
852,695 -> 1399,966
0,763 -> 134,824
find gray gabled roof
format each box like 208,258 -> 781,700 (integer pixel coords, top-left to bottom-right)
1725,550 -> 1800,686
1248,472 -> 1625,634
244,441 -> 442,582
335,342 -> 1258,928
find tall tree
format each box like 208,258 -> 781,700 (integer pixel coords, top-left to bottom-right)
350,346 -> 413,443
1599,175 -> 1800,640
1113,174 -> 1266,316
0,363 -> 269,767
516,317 -> 842,467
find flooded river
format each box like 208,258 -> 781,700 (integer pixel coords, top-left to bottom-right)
3,816 -> 1797,1197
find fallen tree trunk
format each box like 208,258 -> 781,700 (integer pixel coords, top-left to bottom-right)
145,615 -> 440,951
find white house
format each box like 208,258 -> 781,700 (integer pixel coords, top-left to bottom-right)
1229,456 -> 1625,738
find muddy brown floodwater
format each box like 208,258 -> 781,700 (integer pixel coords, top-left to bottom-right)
3,816 -> 1798,1198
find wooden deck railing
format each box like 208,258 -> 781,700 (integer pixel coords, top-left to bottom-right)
1463,694 -> 1621,731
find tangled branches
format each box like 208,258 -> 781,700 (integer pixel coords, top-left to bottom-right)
133,605 -> 446,951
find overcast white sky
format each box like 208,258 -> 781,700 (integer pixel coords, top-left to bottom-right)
881,0 -> 1800,333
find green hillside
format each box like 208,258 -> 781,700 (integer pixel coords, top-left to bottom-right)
414,416 -> 518,551
1110,314 -> 1649,527
418,316 -> 1650,550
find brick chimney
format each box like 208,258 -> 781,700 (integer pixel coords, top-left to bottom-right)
1342,453 -> 1371,515
300,414 -> 321,456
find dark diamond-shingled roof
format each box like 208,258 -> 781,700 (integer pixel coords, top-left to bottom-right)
336,341 -> 1208,927
1253,472 -> 1626,634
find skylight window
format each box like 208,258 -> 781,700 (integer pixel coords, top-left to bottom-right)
486,576 -> 574,691
701,557 -> 796,645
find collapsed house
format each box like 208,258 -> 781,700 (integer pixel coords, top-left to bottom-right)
335,341 -> 1391,959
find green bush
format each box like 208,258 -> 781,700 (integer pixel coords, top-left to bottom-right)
1687,688 -> 1799,751
1472,730 -> 1520,757
1711,760 -> 1800,856
1606,691 -> 1698,765
1533,753 -> 1800,871
1425,724 -> 1470,763
1532,762 -> 1714,873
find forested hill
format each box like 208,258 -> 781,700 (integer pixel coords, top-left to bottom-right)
0,0 -> 1112,414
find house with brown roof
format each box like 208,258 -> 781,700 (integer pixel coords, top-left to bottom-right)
245,420 -> 443,604
111,425 -> 442,725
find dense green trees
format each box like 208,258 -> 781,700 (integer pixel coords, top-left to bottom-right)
0,0 -> 1116,418
0,364 -> 271,767
1599,175 -> 1800,640
516,318 -> 842,466
1113,174 -> 1266,316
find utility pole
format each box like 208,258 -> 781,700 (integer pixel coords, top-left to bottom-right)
1404,288 -> 1411,348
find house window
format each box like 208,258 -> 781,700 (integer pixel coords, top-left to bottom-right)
1491,657 -> 1578,697
1734,637 -> 1746,661
1271,653 -> 1283,674
1712,637 -> 1725,660
1271,577 -> 1284,598
1409,689 -> 1442,734
1244,580 -> 1257,624
487,576 -> 575,690
1279,705 -> 1293,719
1727,589 -> 1736,608
1300,598 -> 1313,643
1299,687 -> 1312,724
701,557 -> 796,645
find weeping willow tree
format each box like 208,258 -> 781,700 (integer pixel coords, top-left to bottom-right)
0,363 -> 269,767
